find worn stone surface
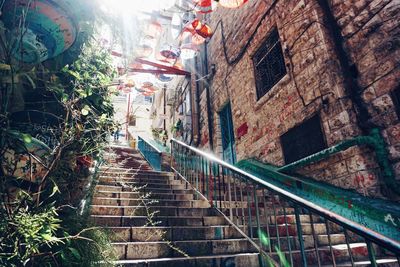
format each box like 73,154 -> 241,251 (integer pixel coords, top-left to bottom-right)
194,0 -> 400,199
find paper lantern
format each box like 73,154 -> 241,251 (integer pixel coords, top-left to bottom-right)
136,45 -> 153,58
146,20 -> 162,39
142,82 -> 154,88
218,0 -> 248,8
156,74 -> 173,82
159,44 -> 181,60
191,19 -> 213,38
125,79 -> 135,88
180,43 -> 199,59
194,0 -> 213,13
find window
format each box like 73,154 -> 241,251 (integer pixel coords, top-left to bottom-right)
280,115 -> 326,164
391,86 -> 400,118
253,28 -> 286,100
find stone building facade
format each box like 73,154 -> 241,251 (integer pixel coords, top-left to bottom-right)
191,0 -> 400,200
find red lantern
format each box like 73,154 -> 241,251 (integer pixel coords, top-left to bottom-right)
218,0 -> 248,8
146,20 -> 162,39
159,44 -> 181,60
193,0 -> 213,13
180,19 -> 212,45
135,45 -> 153,58
191,19 -> 213,38
180,43 -> 199,59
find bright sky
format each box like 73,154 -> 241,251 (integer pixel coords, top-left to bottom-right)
98,0 -> 176,15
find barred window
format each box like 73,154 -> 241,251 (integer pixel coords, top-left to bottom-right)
391,86 -> 400,119
280,115 -> 327,164
253,28 -> 286,100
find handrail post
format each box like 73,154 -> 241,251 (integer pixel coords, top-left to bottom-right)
294,205 -> 307,267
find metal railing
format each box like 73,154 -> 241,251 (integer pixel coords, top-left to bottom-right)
137,136 -> 162,171
171,138 -> 400,266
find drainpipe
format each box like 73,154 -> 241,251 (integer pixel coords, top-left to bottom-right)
204,43 -> 214,151
316,0 -> 373,132
277,128 -> 400,196
194,58 -> 202,147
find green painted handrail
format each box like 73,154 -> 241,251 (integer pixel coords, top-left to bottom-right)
278,128 -> 400,195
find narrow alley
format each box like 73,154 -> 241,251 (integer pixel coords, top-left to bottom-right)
0,0 -> 399,266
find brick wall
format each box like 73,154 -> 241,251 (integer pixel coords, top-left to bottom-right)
197,0 -> 400,199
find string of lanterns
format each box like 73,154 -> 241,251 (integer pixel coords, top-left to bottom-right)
114,0 -> 248,96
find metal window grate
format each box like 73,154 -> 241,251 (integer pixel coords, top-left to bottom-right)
280,115 -> 327,164
390,86 -> 400,119
253,28 -> 287,100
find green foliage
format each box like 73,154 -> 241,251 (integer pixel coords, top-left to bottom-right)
0,2 -> 118,266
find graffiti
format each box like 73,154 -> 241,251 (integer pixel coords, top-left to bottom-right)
384,213 -> 400,227
353,173 -> 375,188
15,122 -> 61,149
279,95 -> 294,123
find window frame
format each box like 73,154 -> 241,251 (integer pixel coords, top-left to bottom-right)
252,27 -> 287,100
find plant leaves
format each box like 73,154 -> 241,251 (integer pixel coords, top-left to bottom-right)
68,247 -> 81,260
21,133 -> 32,144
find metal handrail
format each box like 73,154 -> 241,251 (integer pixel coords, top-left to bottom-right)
138,135 -> 163,154
137,136 -> 162,171
171,138 -> 400,260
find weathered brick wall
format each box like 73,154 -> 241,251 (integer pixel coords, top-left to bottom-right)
199,0 -> 400,199
328,0 -> 400,195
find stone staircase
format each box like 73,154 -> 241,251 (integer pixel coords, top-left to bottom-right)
90,146 -> 260,267
90,146 -> 398,266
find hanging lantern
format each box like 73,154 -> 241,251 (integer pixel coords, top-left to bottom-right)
123,87 -> 132,93
193,0 -> 213,13
156,74 -> 174,82
142,82 -> 154,88
135,87 -> 146,93
142,91 -> 155,96
191,19 -> 213,38
146,20 -> 162,39
180,19 -> 212,45
125,79 -> 135,88
217,0 -> 248,8
135,45 -> 153,58
159,44 -> 181,60
180,43 -> 199,59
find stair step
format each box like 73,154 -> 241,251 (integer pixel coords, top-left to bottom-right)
95,185 -> 194,194
90,205 -> 217,217
94,191 -> 195,200
98,181 -> 185,189
92,197 -> 210,207
113,239 -> 258,260
91,215 -> 229,227
312,258 -> 399,266
104,226 -> 244,242
113,252 -> 260,267
99,177 -> 182,185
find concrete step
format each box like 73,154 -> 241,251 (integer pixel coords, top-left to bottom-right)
92,197 -> 210,208
234,222 -> 342,237
113,253 -> 260,267
91,215 -> 229,227
94,191 -> 195,200
98,180 -> 185,189
99,177 -> 182,185
99,167 -> 171,176
95,184 -> 195,194
311,258 -> 399,266
90,205 -> 217,217
105,226 -> 244,242
113,239 -> 258,260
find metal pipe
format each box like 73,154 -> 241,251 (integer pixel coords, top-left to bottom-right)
277,128 -> 400,195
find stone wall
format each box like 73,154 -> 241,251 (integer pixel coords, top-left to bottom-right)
197,0 -> 400,199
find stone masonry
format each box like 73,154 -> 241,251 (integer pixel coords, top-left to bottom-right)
194,0 -> 400,199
